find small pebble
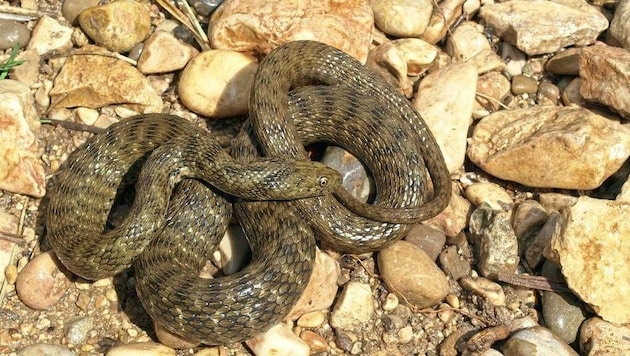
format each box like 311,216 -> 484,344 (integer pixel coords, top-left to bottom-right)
66,317 -> 94,345
16,343 -> 74,356
4,264 -> 18,284
105,342 -> 176,356
382,293 -> 399,311
16,251 -> 71,310
465,182 -> 513,211
300,330 -> 328,353
537,81 -> 560,104
439,245 -> 471,280
61,0 -> 101,24
502,326 -> 578,356
0,19 -> 31,49
296,311 -> 326,328
330,282 -> 374,331
460,276 -> 506,306
246,323 -> 310,356
511,74 -> 538,95
404,224 -> 446,261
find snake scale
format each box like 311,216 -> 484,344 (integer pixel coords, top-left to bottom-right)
46,41 -> 451,345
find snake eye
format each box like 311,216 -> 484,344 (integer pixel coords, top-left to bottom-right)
318,176 -> 328,187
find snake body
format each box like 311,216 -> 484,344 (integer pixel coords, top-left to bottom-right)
46,41 -> 451,344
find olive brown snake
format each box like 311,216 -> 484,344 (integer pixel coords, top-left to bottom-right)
46,41 -> 451,344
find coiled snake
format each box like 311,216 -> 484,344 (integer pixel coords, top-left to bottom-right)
46,41 -> 451,345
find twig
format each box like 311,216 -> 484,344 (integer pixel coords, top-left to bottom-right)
0,4 -> 49,21
496,273 -> 571,293
0,231 -> 26,246
155,0 -> 210,50
41,118 -> 103,134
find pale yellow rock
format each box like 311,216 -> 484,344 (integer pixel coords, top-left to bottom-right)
580,317 -> 630,355
465,182 -> 513,211
549,197 -> 630,324
609,0 -> 630,50
415,62 -> 477,173
209,0 -> 373,63
137,31 -> 199,74
330,281 -> 374,330
105,342 -> 176,356
178,50 -> 258,118
49,49 -> 163,113
26,16 -> 73,55
467,107 -> 630,189
421,0 -> 467,44
246,323 -> 309,356
372,0 -> 433,37
0,80 -> 46,197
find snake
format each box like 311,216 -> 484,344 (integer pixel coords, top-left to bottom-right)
46,41 -> 451,345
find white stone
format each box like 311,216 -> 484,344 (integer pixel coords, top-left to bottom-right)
330,282 -> 374,331
105,342 -> 176,356
27,16 -> 73,55
372,0 -> 433,37
246,323 -> 309,356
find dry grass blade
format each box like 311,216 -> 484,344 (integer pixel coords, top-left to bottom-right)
155,0 -> 210,50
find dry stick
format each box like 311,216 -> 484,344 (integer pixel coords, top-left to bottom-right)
42,118 -> 103,134
155,0 -> 210,50
0,231 -> 26,246
496,272 -> 572,293
0,4 -> 49,21
348,255 -> 494,326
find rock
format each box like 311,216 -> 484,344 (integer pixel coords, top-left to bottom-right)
209,0 -> 373,63
330,281 -> 374,331
548,196 -> 630,324
425,189 -> 471,237
0,213 -> 19,301
0,19 -> 31,50
66,317 -> 94,345
62,0 -> 101,24
561,78 -> 586,107
79,0 -> 151,53
465,182 -> 513,211
513,199 -> 549,241
178,49 -> 257,117
49,49 -> 163,113
511,75 -> 538,95
105,342 -> 176,356
523,211 -> 562,270
609,0 -> 630,50
545,48 -> 582,76
469,206 -> 519,278
16,251 -> 71,310
502,42 -> 527,77
579,45 -> 630,118
404,224 -> 446,261
286,249 -> 340,320
540,261 -> 588,344
414,62 -> 477,173
538,193 -> 578,212
246,323 -> 309,356
480,0 -> 608,55
154,322 -> 200,349
537,81 -> 560,105
502,326 -> 579,356
26,16 -> 73,55
372,0 -> 433,38
580,317 -> 630,355
460,276 -> 506,306
300,330 -> 328,353
320,146 -> 370,202
0,80 -> 46,197
16,343 -> 75,356
446,21 -> 504,73
467,107 -> 630,189
137,31 -> 199,74
377,240 -> 449,309
474,71 -> 511,117
296,311 -> 325,328
421,0 -> 467,44
8,49 -> 41,87
439,245 -> 471,280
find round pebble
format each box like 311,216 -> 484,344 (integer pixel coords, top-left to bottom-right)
0,19 -> 31,50
61,0 -> 101,24
511,74 -> 539,95
66,317 -> 94,345
16,251 -> 71,310
296,311 -> 326,328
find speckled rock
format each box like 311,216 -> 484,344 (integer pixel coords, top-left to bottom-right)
246,323 -> 310,356
49,48 -> 163,113
549,196 -> 630,324
372,0 -> 433,38
330,281 -> 374,331
469,206 -> 519,278
79,0 -> 151,53
0,80 -> 46,197
178,49 -> 257,117
414,62 -> 477,173
209,0 -> 373,63
65,317 -> 94,345
16,251 -> 71,310
480,0 -> 608,55
137,31 -> 199,74
503,326 -> 579,356
580,317 -> 630,355
377,240 -> 449,309
467,107 -> 630,189
579,45 -> 630,118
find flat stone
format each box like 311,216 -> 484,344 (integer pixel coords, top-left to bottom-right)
414,62 -> 477,173
549,196 -> 630,324
545,48 -> 582,76
79,0 -> 151,53
26,16 -> 72,55
579,45 -> 630,118
49,49 -> 163,113
0,80 -> 46,197
480,0 -> 608,55
209,0 -> 373,63
467,107 -> 630,189
378,240 -> 449,309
